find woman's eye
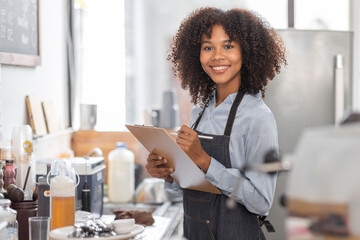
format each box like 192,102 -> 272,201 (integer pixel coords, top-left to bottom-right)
224,45 -> 234,50
203,46 -> 212,51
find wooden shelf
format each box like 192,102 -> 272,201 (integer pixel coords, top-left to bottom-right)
33,128 -> 74,142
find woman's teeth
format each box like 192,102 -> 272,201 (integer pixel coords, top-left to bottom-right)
212,66 -> 229,70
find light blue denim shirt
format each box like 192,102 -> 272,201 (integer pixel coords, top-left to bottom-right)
165,91 -> 278,216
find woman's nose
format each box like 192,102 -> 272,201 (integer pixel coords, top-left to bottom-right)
212,48 -> 225,60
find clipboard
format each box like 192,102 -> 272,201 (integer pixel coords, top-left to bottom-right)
126,124 -> 221,194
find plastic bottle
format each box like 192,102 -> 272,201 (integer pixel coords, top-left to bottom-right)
108,142 -> 135,203
0,199 -> 19,240
50,165 -> 75,230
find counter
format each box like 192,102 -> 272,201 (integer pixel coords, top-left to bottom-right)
103,201 -> 183,240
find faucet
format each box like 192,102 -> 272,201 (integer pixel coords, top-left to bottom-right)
85,147 -> 103,158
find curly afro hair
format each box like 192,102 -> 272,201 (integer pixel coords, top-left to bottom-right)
168,7 -> 287,105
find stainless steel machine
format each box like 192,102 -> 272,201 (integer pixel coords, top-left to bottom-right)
263,29 -> 353,240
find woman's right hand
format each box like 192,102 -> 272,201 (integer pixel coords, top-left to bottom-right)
145,153 -> 174,183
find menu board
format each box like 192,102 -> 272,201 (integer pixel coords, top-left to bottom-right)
0,0 -> 40,66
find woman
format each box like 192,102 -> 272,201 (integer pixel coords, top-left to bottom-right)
146,7 -> 286,239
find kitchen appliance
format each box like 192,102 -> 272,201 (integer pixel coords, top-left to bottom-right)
36,157 -> 105,217
263,29 -> 353,240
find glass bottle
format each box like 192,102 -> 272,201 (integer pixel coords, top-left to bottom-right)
0,199 -> 19,240
4,159 -> 16,190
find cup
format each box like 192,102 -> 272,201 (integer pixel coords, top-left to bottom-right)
80,104 -> 97,130
29,217 -> 50,240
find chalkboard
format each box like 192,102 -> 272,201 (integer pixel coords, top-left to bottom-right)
0,0 -> 40,66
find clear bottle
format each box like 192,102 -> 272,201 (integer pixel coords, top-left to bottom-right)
50,164 -> 75,230
108,142 -> 135,203
0,199 -> 19,240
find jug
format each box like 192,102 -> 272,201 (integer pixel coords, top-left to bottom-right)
47,159 -> 79,230
108,142 -> 134,203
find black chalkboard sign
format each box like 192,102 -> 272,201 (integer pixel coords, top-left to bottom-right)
0,0 -> 40,66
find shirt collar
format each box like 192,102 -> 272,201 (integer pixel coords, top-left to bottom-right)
208,90 -> 261,109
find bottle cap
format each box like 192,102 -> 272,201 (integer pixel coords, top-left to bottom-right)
116,142 -> 127,148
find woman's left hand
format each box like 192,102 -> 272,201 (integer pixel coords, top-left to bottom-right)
175,124 -> 211,172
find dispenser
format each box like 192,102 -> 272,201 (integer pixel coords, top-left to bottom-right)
49,164 -> 76,230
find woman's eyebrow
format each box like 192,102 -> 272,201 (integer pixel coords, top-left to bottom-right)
201,39 -> 232,45
201,40 -> 212,45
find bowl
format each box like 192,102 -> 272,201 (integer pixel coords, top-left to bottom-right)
112,218 -> 135,234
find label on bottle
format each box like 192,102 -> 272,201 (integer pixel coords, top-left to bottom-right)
44,190 -> 50,197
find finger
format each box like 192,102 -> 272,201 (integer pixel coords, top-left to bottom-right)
148,153 -> 163,160
177,131 -> 190,140
148,167 -> 174,177
179,124 -> 196,135
176,137 -> 189,148
147,159 -> 168,168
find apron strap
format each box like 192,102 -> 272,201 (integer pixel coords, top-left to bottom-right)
192,90 -> 245,135
191,104 -> 207,130
258,216 -> 276,232
224,90 -> 245,136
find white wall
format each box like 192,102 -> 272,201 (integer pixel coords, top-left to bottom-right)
0,0 -> 68,145
350,0 -> 360,111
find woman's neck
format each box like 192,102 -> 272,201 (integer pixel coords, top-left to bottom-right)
215,85 -> 241,107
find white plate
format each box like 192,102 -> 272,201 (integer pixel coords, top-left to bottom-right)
49,224 -> 145,240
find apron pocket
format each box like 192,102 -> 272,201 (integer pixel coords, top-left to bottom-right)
184,214 -> 216,240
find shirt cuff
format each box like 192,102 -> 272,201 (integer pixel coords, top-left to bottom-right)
205,157 -> 225,185
164,179 -> 181,191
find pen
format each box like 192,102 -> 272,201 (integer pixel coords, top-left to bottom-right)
170,132 -> 213,140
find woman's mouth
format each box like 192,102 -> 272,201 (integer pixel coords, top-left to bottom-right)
211,65 -> 230,73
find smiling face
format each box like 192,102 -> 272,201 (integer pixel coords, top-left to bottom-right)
200,24 -> 242,93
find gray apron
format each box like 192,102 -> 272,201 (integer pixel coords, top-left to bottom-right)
183,90 -> 266,240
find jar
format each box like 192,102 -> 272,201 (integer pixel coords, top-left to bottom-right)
11,200 -> 37,240
0,199 -> 19,240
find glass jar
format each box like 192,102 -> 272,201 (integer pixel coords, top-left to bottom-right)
0,199 -> 19,240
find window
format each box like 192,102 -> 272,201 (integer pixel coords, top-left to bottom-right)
76,0 -> 126,131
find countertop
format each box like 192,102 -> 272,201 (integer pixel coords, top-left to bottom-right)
103,201 -> 184,240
